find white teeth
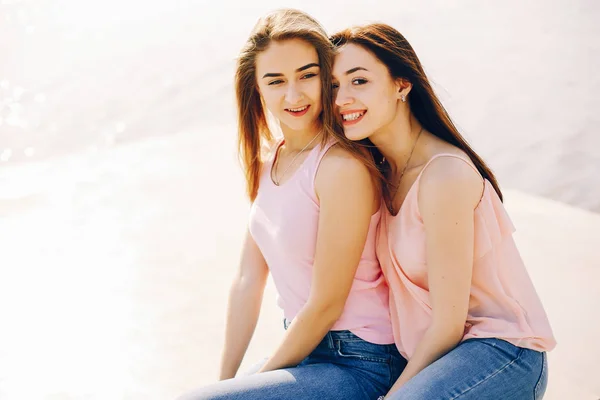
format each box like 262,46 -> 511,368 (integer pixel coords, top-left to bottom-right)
342,111 -> 365,121
288,106 -> 308,112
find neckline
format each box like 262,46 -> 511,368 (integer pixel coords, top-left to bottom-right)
269,138 -> 322,187
386,173 -> 420,217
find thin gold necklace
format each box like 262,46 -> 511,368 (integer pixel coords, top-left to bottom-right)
386,126 -> 423,214
272,132 -> 322,186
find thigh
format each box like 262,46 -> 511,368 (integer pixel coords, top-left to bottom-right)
388,339 -> 546,400
177,362 -> 369,400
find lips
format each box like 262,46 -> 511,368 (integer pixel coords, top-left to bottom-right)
285,105 -> 310,117
340,110 -> 367,126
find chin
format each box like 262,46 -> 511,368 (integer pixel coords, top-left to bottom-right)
343,127 -> 371,142
286,121 -> 315,132
282,116 -> 318,132
288,120 -> 314,131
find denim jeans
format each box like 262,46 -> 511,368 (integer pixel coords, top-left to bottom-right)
177,328 -> 406,400
387,338 -> 548,400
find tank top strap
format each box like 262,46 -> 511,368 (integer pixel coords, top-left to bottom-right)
418,153 -> 480,179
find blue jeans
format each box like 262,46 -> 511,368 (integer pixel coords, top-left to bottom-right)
177,329 -> 406,399
387,338 -> 548,400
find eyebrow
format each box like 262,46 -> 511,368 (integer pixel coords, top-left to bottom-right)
262,63 -> 320,78
345,67 -> 368,75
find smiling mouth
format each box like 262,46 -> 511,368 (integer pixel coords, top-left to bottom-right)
341,110 -> 366,125
285,105 -> 310,117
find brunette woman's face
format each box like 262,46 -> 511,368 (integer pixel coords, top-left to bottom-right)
332,43 -> 402,141
255,39 -> 322,133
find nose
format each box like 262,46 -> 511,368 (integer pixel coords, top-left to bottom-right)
335,85 -> 353,108
285,83 -> 303,105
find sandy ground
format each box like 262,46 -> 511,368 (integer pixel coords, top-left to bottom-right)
0,127 -> 598,399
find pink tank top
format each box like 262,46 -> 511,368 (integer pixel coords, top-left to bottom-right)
249,139 -> 394,344
377,153 -> 556,359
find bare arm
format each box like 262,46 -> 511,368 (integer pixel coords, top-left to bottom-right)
386,158 -> 483,397
259,147 -> 378,372
219,229 -> 269,380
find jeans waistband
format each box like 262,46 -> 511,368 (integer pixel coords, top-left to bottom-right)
283,318 -> 374,345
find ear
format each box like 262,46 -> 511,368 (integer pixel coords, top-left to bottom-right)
395,78 -> 413,100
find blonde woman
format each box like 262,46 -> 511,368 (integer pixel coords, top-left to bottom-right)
178,10 -> 404,400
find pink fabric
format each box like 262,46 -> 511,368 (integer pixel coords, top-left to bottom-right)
249,139 -> 394,344
377,153 -> 556,359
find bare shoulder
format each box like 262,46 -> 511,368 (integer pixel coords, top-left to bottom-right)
316,144 -> 372,183
419,154 -> 484,212
315,144 -> 375,204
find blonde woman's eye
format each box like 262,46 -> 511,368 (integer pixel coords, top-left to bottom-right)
268,80 -> 284,86
352,78 -> 368,85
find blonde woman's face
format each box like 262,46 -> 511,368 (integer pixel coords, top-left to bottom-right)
255,39 -> 322,133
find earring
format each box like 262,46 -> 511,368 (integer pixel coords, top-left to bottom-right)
401,94 -> 406,102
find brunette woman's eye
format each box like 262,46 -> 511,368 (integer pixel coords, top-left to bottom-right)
301,72 -> 318,80
268,79 -> 284,86
352,78 -> 368,85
